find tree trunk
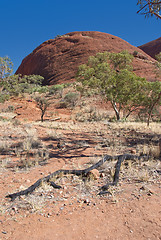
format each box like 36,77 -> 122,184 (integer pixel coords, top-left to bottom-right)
111,101 -> 120,121
159,138 -> 161,158
41,112 -> 44,122
147,91 -> 161,126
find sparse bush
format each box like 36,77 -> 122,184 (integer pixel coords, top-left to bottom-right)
155,52 -> 161,62
7,105 -> 14,112
12,119 -> 21,126
48,84 -> 64,97
56,92 -> 79,109
0,93 -> 9,103
32,86 -> 49,94
63,92 -> 79,108
133,50 -> 138,57
0,56 -> 13,80
75,107 -> 109,122
34,96 -> 50,122
1,73 -> 45,98
56,100 -> 68,109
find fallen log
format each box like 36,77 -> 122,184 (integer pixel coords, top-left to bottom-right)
6,154 -> 148,201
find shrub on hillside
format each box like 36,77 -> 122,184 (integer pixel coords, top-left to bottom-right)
63,92 -> 79,108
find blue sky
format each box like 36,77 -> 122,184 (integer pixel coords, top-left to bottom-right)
0,0 -> 161,73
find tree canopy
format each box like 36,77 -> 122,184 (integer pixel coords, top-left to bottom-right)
77,51 -> 161,124
0,56 -> 13,80
137,0 -> 161,19
77,51 -> 148,121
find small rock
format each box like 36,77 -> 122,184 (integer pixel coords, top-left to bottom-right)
84,199 -> 90,204
100,173 -> 105,178
88,169 -> 100,180
25,179 -> 31,183
130,149 -> 136,154
60,179 -> 66,185
140,186 -> 155,195
13,179 -> 20,183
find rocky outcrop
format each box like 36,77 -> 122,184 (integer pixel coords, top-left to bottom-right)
138,37 -> 161,59
16,31 -> 157,85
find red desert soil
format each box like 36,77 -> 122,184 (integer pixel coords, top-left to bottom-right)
139,37 -> 161,60
0,98 -> 161,240
16,31 -> 157,85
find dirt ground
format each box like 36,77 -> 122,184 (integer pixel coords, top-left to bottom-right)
0,98 -> 161,240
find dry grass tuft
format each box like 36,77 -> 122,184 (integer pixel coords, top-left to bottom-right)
111,122 -> 161,135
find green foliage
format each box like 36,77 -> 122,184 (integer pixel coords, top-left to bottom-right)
34,96 -> 50,122
0,56 -> 13,80
0,56 -> 45,99
48,84 -> 64,97
155,52 -> 161,62
32,85 -> 49,94
0,93 -> 10,103
54,34 -> 70,40
63,92 -> 79,108
57,92 -> 79,109
54,34 -> 62,39
77,51 -> 147,121
1,73 -> 45,97
107,50 -> 133,71
133,50 -> 138,57
139,80 -> 161,125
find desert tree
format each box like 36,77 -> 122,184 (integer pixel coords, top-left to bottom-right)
137,0 -> 161,19
139,60 -> 161,125
34,96 -> 50,122
1,74 -> 45,96
77,51 -> 147,121
0,56 -> 13,80
139,81 -> 161,126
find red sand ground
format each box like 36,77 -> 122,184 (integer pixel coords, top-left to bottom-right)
0,98 -> 161,240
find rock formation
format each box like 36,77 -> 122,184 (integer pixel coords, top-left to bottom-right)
16,31 -> 157,85
139,37 -> 161,59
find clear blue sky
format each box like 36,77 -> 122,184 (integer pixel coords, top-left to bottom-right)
0,0 -> 161,73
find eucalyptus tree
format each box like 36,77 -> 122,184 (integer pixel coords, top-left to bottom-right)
77,51 -> 148,121
137,0 -> 161,19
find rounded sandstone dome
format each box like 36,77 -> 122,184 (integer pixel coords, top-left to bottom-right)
16,31 -> 156,85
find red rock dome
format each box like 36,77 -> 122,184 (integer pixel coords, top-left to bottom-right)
16,31 -> 157,85
139,37 -> 161,59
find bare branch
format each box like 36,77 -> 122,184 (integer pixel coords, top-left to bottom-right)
137,0 -> 161,19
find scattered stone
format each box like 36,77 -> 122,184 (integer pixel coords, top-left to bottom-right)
100,173 -> 105,178
140,186 -> 155,195
60,179 -> 66,185
130,149 -> 136,154
25,179 -> 31,183
88,169 -> 100,180
84,199 -> 90,204
12,206 -> 18,212
47,212 -> 52,218
13,179 -> 20,183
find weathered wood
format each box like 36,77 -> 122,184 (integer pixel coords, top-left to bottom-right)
6,154 -> 148,201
